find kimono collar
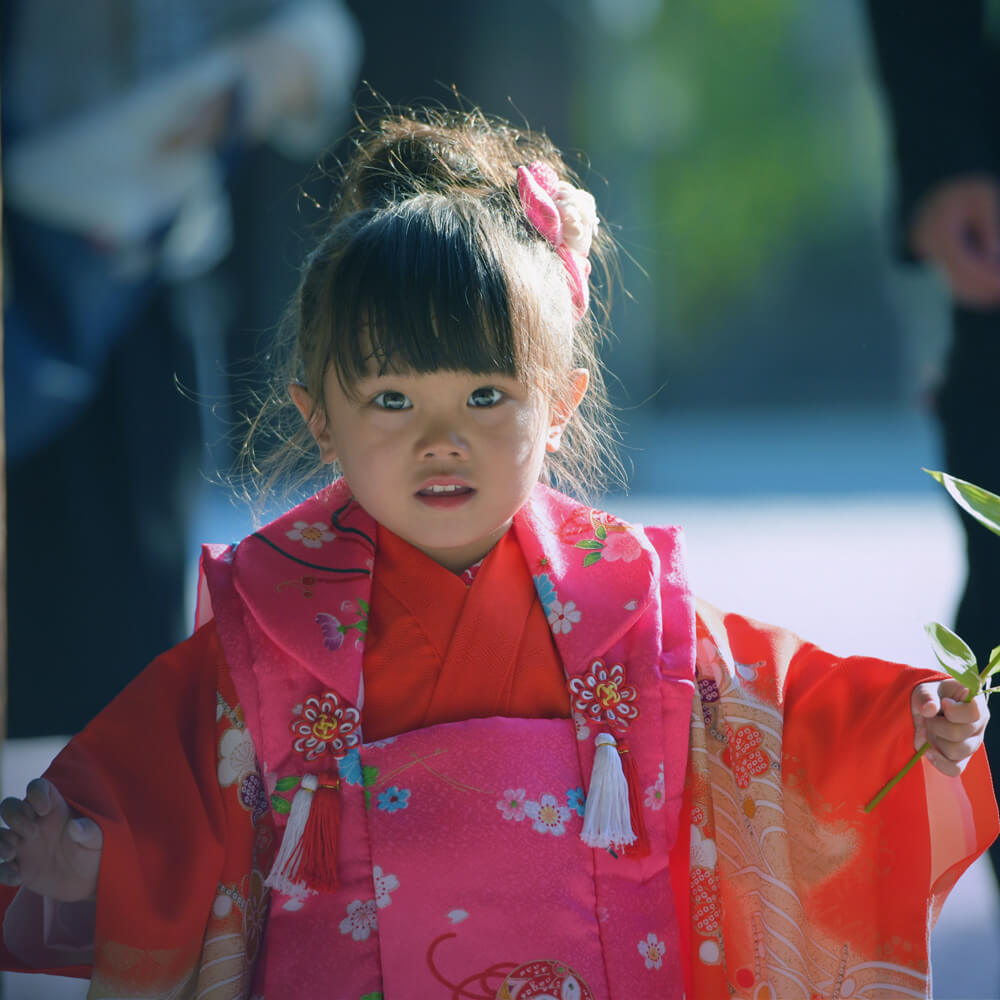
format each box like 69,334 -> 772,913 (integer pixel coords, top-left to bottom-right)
513,483 -> 660,671
215,480 -> 662,714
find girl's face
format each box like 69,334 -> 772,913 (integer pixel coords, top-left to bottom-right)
293,366 -> 588,572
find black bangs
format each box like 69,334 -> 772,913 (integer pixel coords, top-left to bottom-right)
324,194 -> 522,391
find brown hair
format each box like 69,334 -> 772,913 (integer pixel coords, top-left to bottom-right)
244,107 -> 622,504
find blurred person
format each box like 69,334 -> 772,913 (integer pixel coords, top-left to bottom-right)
2,0 -> 361,736
864,0 -> 1000,878
0,107 -> 993,999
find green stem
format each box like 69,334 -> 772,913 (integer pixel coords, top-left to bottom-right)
864,741 -> 930,813
865,673 -> 989,813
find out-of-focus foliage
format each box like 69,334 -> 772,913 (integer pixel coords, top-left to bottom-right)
581,0 -> 887,339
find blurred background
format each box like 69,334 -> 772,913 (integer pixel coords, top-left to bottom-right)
3,0 -> 998,996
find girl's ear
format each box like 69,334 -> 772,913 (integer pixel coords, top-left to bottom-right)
289,384 -> 337,464
546,368 -> 590,454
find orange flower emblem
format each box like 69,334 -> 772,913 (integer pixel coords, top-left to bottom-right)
568,659 -> 639,732
290,690 -> 360,761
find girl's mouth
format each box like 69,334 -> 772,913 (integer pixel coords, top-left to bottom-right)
416,484 -> 475,507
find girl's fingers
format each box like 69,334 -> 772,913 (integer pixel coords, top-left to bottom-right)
0,829 -> 20,862
929,733 -> 982,764
66,816 -> 103,852
926,715 -> 984,744
0,797 -> 39,839
0,861 -> 22,887
0,822 -> 25,885
24,778 -> 53,817
912,682 -> 943,718
941,695 -> 988,725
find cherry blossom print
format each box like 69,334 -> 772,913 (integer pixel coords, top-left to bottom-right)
290,690 -> 361,761
547,598 -> 581,634
278,879 -> 313,911
337,747 -> 363,787
721,724 -> 770,789
566,787 -> 586,817
568,659 -> 640,732
573,711 -> 591,741
372,866 -> 400,909
377,787 -> 410,813
644,770 -> 665,811
600,527 -> 642,562
533,573 -> 558,615
573,518 -> 640,567
638,932 -> 666,970
497,788 -> 528,821
218,727 -> 257,788
339,898 -> 378,941
556,506 -> 620,544
285,520 -> 335,548
523,794 -> 572,836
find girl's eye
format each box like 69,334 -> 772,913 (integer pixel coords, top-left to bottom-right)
372,391 -> 412,410
468,386 -> 504,408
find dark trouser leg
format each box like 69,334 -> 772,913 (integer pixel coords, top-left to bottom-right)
6,293 -> 199,737
936,304 -> 1000,878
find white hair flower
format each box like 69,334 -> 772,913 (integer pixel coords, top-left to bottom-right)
554,182 -> 599,257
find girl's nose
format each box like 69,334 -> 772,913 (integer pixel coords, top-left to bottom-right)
416,420 -> 469,459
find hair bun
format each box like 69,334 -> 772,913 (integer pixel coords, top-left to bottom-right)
337,109 -> 565,217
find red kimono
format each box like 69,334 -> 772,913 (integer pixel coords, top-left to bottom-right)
1,483 -> 995,999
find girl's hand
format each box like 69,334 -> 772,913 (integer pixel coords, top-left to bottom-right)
0,778 -> 102,902
912,679 -> 989,777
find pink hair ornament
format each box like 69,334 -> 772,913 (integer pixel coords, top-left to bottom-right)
517,161 -> 598,322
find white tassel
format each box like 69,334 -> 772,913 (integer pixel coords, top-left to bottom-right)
581,733 -> 636,852
265,774 -> 318,895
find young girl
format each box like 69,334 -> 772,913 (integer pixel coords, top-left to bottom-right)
0,109 -> 994,1000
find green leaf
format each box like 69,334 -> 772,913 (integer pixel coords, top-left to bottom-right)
358,598 -> 370,614
981,645 -> 1000,686
362,765 -> 379,788
574,539 -> 604,550
364,789 -> 373,810
356,621 -> 368,635
595,523 -> 608,540
582,551 -> 603,567
274,776 -> 300,792
270,794 -> 291,815
924,621 -> 979,697
926,469 -> 1000,537
361,994 -> 383,1000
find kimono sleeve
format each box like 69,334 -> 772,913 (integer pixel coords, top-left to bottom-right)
675,599 -> 998,999
0,621 -> 270,998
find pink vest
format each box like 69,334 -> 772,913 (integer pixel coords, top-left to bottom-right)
200,480 -> 696,998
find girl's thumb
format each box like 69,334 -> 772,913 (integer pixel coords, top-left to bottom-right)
67,817 -> 103,851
